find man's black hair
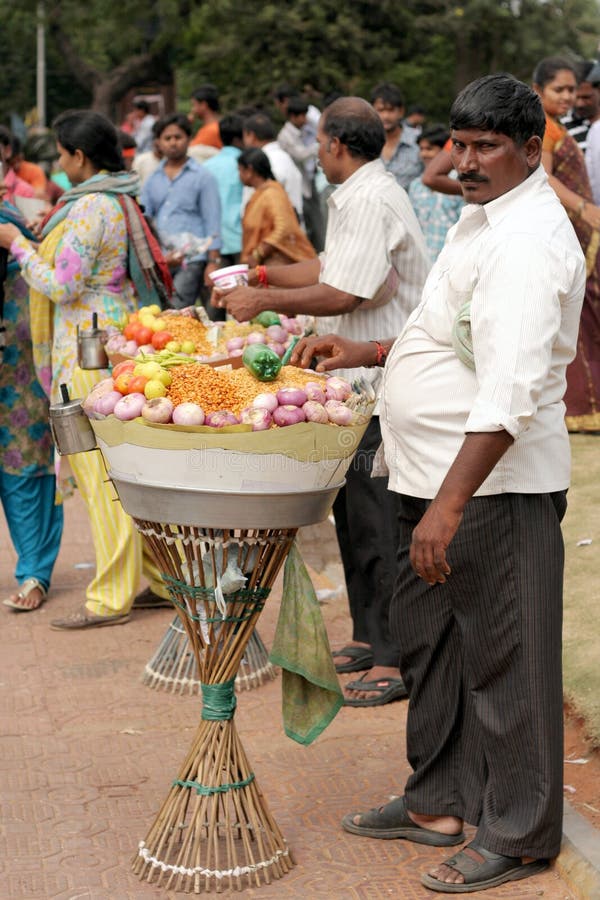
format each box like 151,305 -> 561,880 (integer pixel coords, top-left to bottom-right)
370,82 -> 405,109
274,83 -> 297,102
118,130 -> 137,151
287,97 -> 309,117
0,126 -> 12,147
576,59 -> 598,83
192,84 -> 220,112
321,97 -> 385,161
243,113 -> 275,142
407,104 -> 426,116
219,114 -> 243,146
418,124 -> 450,148
133,99 -> 151,114
450,73 -> 545,146
154,113 -> 192,138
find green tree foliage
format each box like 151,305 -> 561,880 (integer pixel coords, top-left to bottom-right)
180,0 -> 600,119
1,0 -> 599,127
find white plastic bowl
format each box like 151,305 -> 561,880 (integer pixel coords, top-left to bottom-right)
208,264 -> 249,289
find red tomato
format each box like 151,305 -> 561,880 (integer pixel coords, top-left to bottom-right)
151,331 -> 174,350
123,322 -> 138,341
112,360 -> 136,379
126,375 -> 149,394
135,325 -> 153,346
114,372 -> 135,394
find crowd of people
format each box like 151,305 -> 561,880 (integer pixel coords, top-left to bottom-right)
0,59 -> 598,894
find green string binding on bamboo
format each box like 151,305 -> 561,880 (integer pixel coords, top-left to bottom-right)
201,679 -> 237,721
161,574 -> 269,623
173,772 -> 255,796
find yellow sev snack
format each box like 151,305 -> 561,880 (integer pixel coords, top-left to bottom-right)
160,317 -> 268,357
167,364 -> 326,416
159,317 -> 216,357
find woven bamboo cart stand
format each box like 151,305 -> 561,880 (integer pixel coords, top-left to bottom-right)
143,619 -> 277,694
108,474 -> 341,893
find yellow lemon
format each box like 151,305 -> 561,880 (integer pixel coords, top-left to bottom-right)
144,379 -> 168,399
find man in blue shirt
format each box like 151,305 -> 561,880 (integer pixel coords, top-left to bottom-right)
141,113 -> 222,310
203,115 -> 243,267
371,82 -> 423,190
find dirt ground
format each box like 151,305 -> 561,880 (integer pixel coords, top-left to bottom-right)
563,707 -> 600,830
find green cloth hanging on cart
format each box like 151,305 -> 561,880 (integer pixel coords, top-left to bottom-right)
269,541 -> 344,745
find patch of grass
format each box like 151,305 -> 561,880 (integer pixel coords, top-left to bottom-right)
563,435 -> 600,746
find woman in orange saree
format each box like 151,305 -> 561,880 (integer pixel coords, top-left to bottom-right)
237,148 -> 315,268
534,57 -> 600,431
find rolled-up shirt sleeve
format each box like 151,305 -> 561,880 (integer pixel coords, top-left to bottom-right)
465,233 -> 563,438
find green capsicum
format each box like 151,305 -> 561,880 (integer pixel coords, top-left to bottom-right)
242,344 -> 283,381
252,310 -> 281,327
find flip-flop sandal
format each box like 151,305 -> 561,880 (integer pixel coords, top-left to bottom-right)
332,645 -> 374,673
420,841 -> 549,893
342,795 -> 465,845
344,673 -> 408,707
3,577 -> 47,612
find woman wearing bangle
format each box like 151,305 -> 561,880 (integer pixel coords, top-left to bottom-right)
237,148 -> 316,268
534,57 -> 600,431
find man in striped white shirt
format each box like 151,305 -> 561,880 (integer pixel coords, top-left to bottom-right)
215,96 -> 430,708
290,74 -> 586,894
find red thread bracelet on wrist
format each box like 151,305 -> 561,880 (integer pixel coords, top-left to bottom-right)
256,264 -> 268,287
370,340 -> 389,366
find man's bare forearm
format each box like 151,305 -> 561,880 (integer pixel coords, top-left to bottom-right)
435,430 -> 515,513
263,259 -> 321,287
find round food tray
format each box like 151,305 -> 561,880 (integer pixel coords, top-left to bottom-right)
109,470 -> 343,529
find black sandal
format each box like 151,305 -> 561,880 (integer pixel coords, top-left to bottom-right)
341,795 -> 465,845
332,645 -> 373,673
420,841 -> 549,893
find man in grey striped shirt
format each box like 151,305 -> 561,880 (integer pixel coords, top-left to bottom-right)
291,74 -> 586,893
215,97 -> 430,708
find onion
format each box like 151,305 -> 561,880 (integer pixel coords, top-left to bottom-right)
226,337 -> 245,352
228,348 -> 244,358
265,324 -> 288,344
105,334 -> 127,353
137,344 -> 155,355
240,406 -> 273,431
93,391 -> 122,417
267,342 -> 285,357
122,339 -> 139,357
273,405 -> 306,427
304,381 -> 327,404
142,397 -> 174,424
325,376 -> 353,401
82,377 -> 116,415
172,402 -> 205,426
252,392 -> 278,412
325,399 -> 354,426
276,387 -> 307,407
283,318 -> 302,335
303,400 -> 329,423
205,410 -> 239,427
113,392 -> 146,421
246,331 -> 266,345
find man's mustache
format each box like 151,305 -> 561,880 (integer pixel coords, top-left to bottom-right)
458,173 -> 489,183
